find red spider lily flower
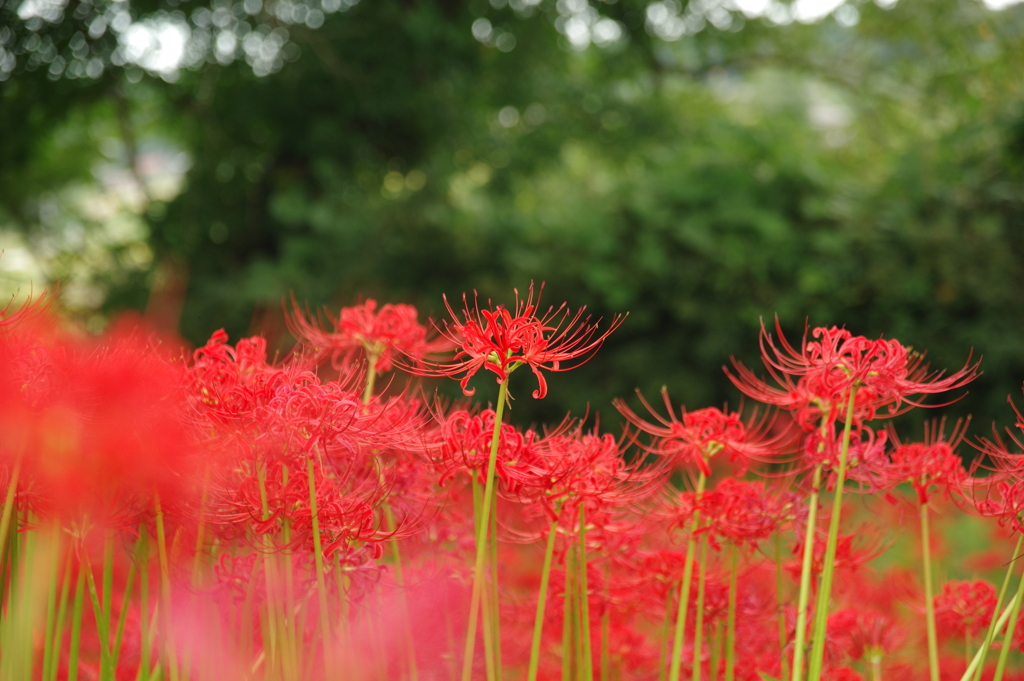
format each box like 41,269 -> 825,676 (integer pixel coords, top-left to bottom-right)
727,318 -> 980,431
787,526 -> 888,582
432,407 -> 544,493
615,387 -> 791,476
519,426 -> 666,524
961,473 -> 1024,538
0,288 -> 51,330
406,282 -> 626,398
889,418 -> 969,504
698,478 -> 795,550
827,607 -> 905,669
970,394 -> 1024,485
0,317 -> 200,524
933,579 -> 996,641
187,329 -> 320,426
802,426 -> 891,492
288,296 -> 451,373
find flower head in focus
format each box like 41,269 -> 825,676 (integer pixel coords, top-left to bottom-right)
727,318 -> 980,431
407,282 -> 626,399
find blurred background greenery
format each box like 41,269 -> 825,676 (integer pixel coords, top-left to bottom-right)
1,0 -> 1023,433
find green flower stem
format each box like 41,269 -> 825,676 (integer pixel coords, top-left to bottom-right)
972,534 -> 1024,681
256,463 -> 281,677
791,464 -> 823,681
808,386 -> 858,681
709,620 -> 723,681
490,486 -> 504,681
579,505 -> 594,681
775,533 -> 789,681
83,552 -> 111,679
564,543 -> 576,681
725,547 -> 738,681
139,532 -> 151,681
527,517 -> 560,681
669,469 -> 707,681
306,454 -> 334,677
472,476 -> 498,681
68,567 -> 85,681
693,531 -> 709,681
992,548 -> 1024,681
363,356 -> 378,404
461,378 -> 509,681
0,455 -> 22,593
111,542 -> 139,672
154,493 -> 181,681
960,599 -> 1018,681
921,502 -> 940,681
42,523 -> 62,681
48,547 -> 74,681
4,522 -> 37,680
575,533 -> 585,679
280,465 -> 300,680
102,529 -> 114,641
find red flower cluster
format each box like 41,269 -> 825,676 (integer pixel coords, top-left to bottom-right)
6,288 -> 1024,681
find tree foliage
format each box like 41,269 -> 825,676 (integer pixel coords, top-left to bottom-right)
2,0 -> 1024,430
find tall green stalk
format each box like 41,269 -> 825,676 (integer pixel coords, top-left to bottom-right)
579,505 -> 594,681
669,469 -> 707,681
791,464 -> 823,681
491,486 -> 504,681
461,378 -> 509,681
42,523 -> 62,681
68,568 -> 85,681
472,477 -> 497,681
961,599 -> 1018,681
154,493 -> 180,681
0,456 -> 22,586
306,454 -> 334,676
993,554 -> 1024,681
709,621 -> 723,681
725,547 -> 738,681
972,534 -> 1024,681
527,518 -> 560,681
807,387 -> 858,681
692,532 -> 709,681
920,503 -> 940,681
775,533 -> 789,681
139,532 -> 151,681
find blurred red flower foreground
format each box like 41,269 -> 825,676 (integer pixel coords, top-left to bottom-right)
5,286 -> 1024,681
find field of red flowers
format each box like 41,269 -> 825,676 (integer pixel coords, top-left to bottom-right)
2,284 -> 1023,681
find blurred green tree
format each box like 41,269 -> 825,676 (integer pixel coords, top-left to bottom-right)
1,0 -> 1023,433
